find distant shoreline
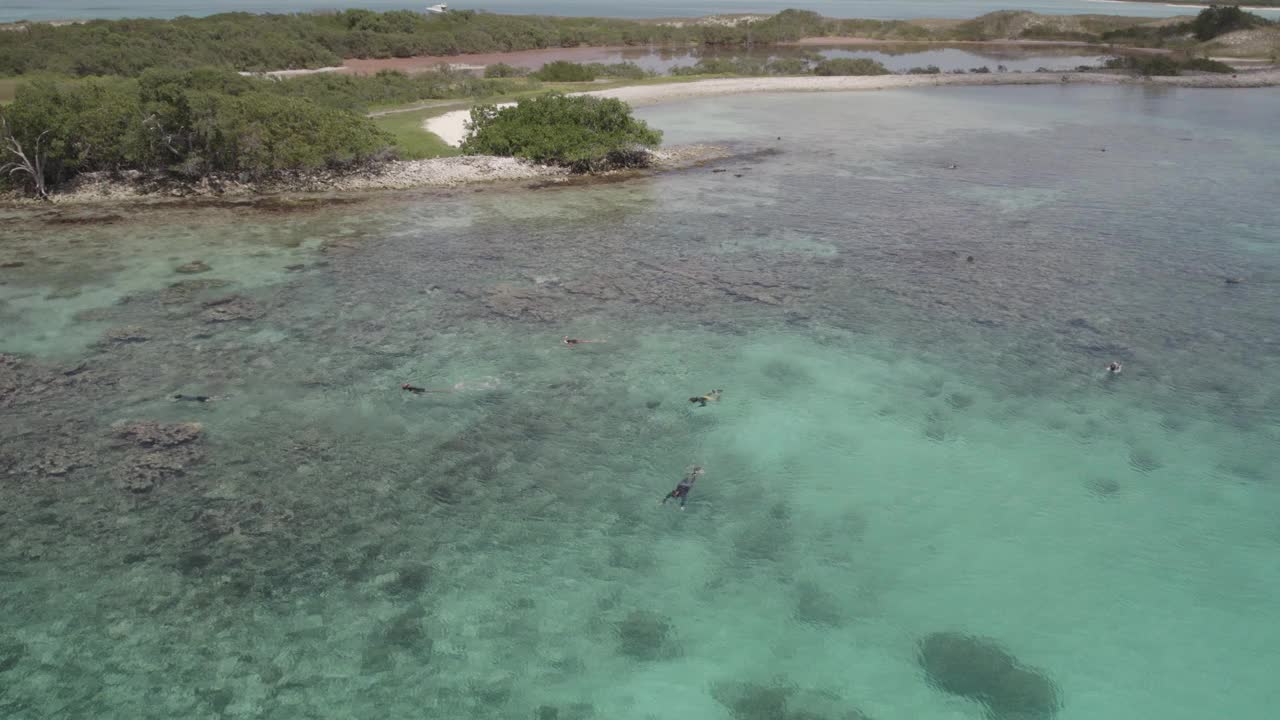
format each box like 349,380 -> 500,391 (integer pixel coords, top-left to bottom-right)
333,38 -> 1170,77
424,69 -> 1280,147
1085,0 -> 1279,11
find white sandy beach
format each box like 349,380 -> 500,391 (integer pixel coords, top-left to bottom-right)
423,70 -> 1280,147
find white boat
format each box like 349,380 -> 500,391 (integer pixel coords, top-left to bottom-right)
427,3 -> 448,12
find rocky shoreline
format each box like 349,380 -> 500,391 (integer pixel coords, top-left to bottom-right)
5,146 -> 733,206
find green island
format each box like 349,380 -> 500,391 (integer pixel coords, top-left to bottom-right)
1,6 -> 1276,200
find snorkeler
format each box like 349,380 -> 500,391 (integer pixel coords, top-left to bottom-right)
171,394 -> 213,403
1106,362 -> 1123,375
401,383 -> 452,394
661,466 -> 704,510
563,336 -> 604,347
689,389 -> 722,407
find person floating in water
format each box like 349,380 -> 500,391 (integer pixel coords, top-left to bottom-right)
563,336 -> 604,347
689,389 -> 722,407
171,393 -> 213,403
401,383 -> 453,394
661,466 -> 704,510
1106,362 -> 1123,375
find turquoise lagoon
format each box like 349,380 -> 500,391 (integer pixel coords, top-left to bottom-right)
1,85 -> 1279,719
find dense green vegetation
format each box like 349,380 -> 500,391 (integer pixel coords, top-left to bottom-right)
2,7 -> 1269,80
460,93 -> 661,172
1,6 -> 1270,198
1102,5 -> 1273,46
812,58 -> 891,76
483,63 -> 528,78
1104,54 -> 1236,75
266,67 -> 525,111
1189,5 -> 1271,40
530,60 -> 652,82
0,68 -> 392,197
0,9 -> 839,77
669,54 -> 888,77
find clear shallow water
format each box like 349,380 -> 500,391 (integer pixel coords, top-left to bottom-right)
7,0 -> 1280,23
2,85 -> 1280,719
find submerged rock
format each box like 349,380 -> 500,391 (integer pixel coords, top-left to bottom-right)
383,604 -> 430,649
110,421 -> 205,492
0,638 -> 27,673
1127,447 -> 1163,474
20,445 -> 96,480
1085,477 -> 1121,497
387,562 -> 433,597
175,260 -> 211,274
112,447 -> 201,493
712,681 -> 789,720
114,421 -> 202,448
917,631 -> 1060,720
616,610 -> 680,661
159,278 -> 232,304
3,420 -> 99,481
102,325 -> 148,344
195,687 -> 234,715
794,580 -> 844,627
712,681 -> 873,720
202,295 -> 262,323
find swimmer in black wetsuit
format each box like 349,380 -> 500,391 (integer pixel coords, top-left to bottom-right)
661,466 -> 704,510
402,383 -> 452,394
171,394 -> 212,402
563,336 -> 604,347
1106,361 -> 1122,375
689,389 -> 722,407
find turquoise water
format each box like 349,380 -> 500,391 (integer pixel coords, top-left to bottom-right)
8,0 -> 1280,23
2,85 -> 1280,719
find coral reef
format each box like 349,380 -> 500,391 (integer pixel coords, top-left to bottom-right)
110,421 -> 205,492
101,326 -> 149,344
113,421 -> 202,449
175,260 -> 211,274
201,295 -> 263,323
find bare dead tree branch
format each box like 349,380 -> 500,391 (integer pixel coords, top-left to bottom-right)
0,113 -> 50,201
143,113 -> 182,157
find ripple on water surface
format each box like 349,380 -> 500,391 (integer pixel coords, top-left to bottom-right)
2,85 -> 1279,720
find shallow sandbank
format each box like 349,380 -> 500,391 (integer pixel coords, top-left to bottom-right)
424,69 -> 1280,147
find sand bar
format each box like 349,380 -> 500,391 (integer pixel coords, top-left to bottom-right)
424,69 -> 1280,147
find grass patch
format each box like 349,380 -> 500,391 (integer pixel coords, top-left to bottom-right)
366,75 -> 778,160
0,77 -> 21,104
372,107 -> 461,160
